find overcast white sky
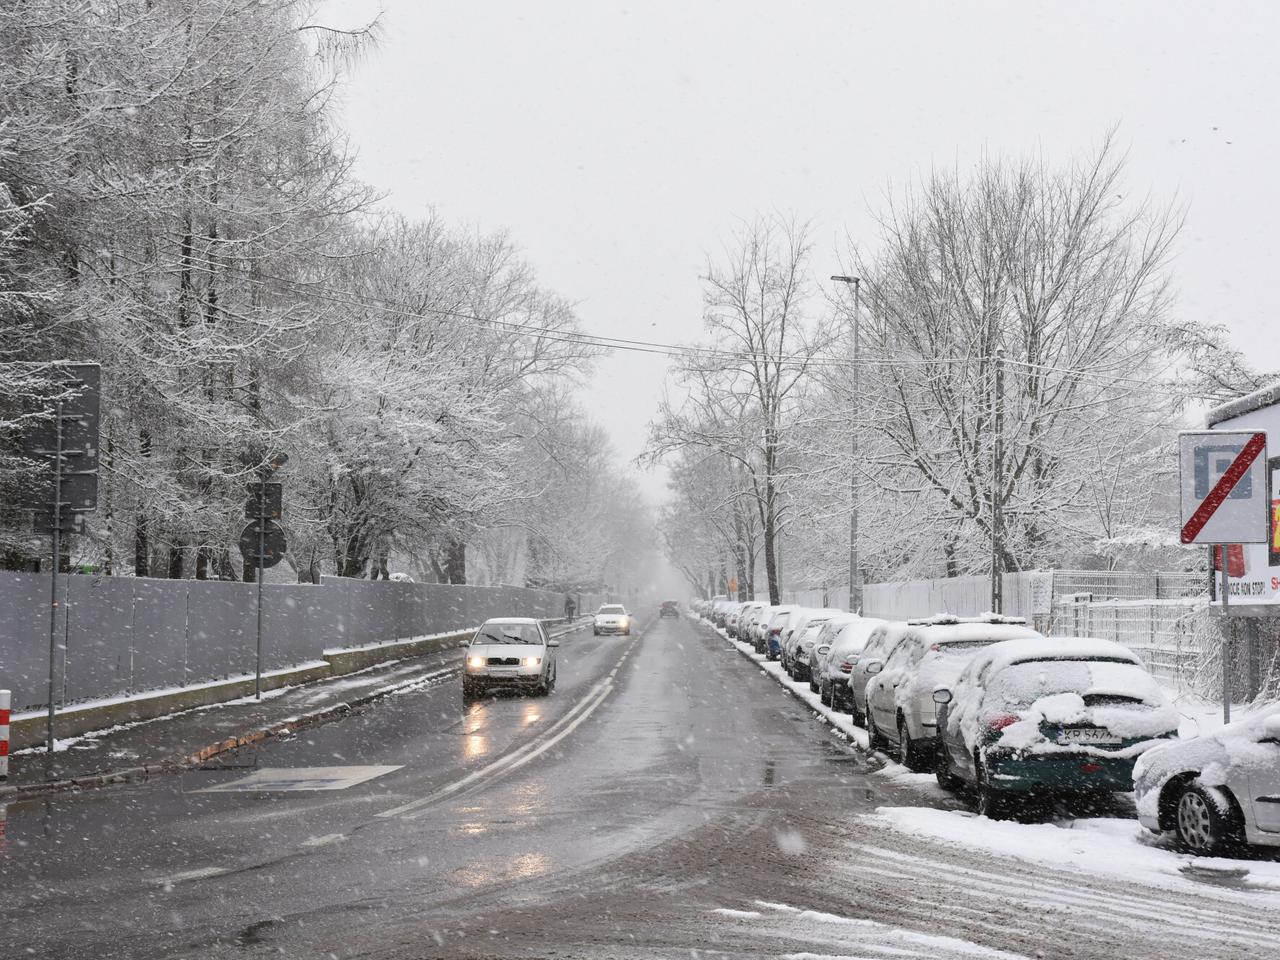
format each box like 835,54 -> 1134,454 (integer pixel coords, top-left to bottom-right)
321,0 -> 1280,500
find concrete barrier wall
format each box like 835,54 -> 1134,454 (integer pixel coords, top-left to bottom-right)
0,572 -> 583,712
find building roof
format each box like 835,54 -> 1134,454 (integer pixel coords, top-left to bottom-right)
1206,380 -> 1280,427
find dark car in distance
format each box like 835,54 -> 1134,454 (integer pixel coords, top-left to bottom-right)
660,600 -> 679,618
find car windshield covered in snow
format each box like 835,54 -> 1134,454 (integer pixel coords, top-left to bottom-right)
987,658 -> 1159,708
600,605 -> 626,615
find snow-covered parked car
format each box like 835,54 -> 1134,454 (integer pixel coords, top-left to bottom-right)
781,608 -> 844,677
849,621 -> 910,727
463,618 -> 559,699
863,614 -> 1041,771
732,601 -> 767,639
814,616 -> 888,708
760,605 -> 799,660
933,637 -> 1179,817
593,604 -> 631,636
803,613 -> 859,691
740,603 -> 770,646
1134,703 -> 1280,855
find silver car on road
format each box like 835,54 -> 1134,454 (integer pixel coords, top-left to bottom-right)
463,618 -> 559,699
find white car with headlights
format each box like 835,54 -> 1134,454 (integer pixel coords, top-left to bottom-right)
593,603 -> 632,636
462,618 -> 558,699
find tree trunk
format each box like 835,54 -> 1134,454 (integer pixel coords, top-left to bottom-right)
444,539 -> 467,584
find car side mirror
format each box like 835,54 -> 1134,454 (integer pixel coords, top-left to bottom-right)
933,688 -> 953,705
1263,714 -> 1280,742
817,644 -> 831,656
864,660 -> 883,675
547,639 -> 560,647
458,640 -> 470,649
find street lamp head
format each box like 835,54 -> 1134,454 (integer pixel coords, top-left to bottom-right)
830,275 -> 860,284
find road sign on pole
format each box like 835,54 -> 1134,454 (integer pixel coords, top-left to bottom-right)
1178,429 -> 1269,725
1179,431 -> 1269,545
238,446 -> 289,701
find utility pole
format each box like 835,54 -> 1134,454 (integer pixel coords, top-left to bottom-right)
831,275 -> 862,614
991,346 -> 1005,613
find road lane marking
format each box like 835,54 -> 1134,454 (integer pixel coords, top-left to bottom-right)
398,679 -> 615,820
151,866 -> 231,887
375,677 -> 612,819
377,638 -> 637,820
300,833 -> 346,848
195,765 -> 403,793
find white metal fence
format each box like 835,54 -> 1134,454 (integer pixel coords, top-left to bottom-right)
857,569 -> 1278,700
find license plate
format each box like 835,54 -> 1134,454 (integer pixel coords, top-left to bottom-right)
1058,727 -> 1120,745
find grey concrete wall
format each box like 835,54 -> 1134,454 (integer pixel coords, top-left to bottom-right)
0,572 -> 577,712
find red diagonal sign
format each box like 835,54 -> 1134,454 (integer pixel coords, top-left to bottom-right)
1181,432 -> 1267,543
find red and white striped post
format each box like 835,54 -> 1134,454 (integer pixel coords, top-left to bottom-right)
0,689 -> 10,780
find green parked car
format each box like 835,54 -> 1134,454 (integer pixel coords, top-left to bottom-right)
932,637 -> 1179,818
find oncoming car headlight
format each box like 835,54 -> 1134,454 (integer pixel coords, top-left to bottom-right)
467,656 -> 485,670
522,656 -> 541,667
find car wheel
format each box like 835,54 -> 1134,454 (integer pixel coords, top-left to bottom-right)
868,713 -> 887,751
819,681 -> 830,707
898,718 -> 929,772
1175,783 -> 1241,856
935,745 -> 964,793
850,697 -> 866,728
808,672 -> 819,693
593,628 -> 599,636
975,752 -> 1014,820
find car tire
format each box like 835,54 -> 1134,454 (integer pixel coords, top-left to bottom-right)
1174,782 -> 1242,856
898,718 -> 929,772
593,628 -> 600,636
463,680 -> 484,701
850,697 -> 866,728
819,681 -> 830,707
868,713 -> 888,752
935,746 -> 964,793
975,752 -> 1014,820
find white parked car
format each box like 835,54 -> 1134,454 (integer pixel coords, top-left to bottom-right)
863,615 -> 1041,771
849,621 -> 911,727
462,618 -> 559,699
732,600 -> 768,640
1134,702 -> 1280,855
760,605 -> 799,659
593,604 -> 632,636
783,608 -> 846,680
814,616 -> 888,708
934,637 -> 1178,817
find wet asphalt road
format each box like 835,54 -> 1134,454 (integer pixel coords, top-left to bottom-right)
2,615 -> 1279,959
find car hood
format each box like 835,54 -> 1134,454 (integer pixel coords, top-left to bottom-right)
469,643 -> 544,658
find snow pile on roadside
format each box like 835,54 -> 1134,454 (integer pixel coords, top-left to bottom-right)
869,805 -> 1280,898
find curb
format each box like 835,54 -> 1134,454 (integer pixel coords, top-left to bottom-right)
0,618 -> 591,803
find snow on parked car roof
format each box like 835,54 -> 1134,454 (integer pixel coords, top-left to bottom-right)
966,636 -> 1143,677
905,621 -> 1040,645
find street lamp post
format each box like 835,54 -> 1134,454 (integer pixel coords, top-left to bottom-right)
831,275 -> 861,614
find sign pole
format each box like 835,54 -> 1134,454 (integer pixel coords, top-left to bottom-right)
256,507 -> 265,701
1220,550 -> 1231,724
46,400 -> 64,755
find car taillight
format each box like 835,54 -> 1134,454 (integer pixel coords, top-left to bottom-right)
986,713 -> 1019,732
839,662 -> 853,673
770,628 -> 781,636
